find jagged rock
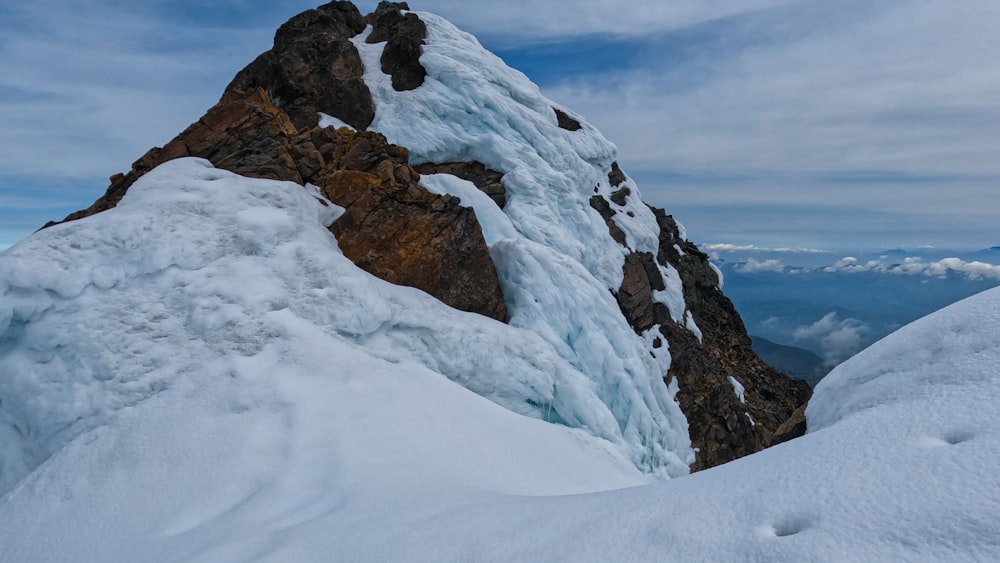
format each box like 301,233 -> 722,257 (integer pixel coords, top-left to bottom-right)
227,0 -> 373,130
46,88 -> 304,226
47,69 -> 507,323
554,108 -> 582,131
414,161 -> 506,208
769,403 -> 808,446
365,2 -> 427,91
652,207 -> 812,470
610,186 -> 631,207
314,129 -> 508,321
595,160 -> 812,470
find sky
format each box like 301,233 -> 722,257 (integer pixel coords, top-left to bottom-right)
2,0 -> 999,251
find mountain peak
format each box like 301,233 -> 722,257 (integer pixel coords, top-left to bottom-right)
33,1 -> 806,477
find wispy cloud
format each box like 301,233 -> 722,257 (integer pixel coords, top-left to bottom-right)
825,256 -> 1000,281
416,0 -> 798,44
734,258 -> 785,274
0,2 -> 279,180
793,312 -> 869,366
704,243 -> 828,254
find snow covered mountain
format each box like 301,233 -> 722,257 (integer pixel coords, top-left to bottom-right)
21,0 -> 808,478
12,2 -> 1000,561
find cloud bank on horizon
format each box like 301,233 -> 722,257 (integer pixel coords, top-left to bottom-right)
1,0 -> 999,250
724,254 -> 1000,282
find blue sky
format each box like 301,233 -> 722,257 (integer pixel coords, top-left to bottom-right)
2,0 -> 999,251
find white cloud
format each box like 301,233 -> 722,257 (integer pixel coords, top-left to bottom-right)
734,258 -> 785,273
825,256 -> 1000,281
704,243 -> 759,252
793,312 -> 869,366
414,0 -> 797,42
704,243 -> 828,253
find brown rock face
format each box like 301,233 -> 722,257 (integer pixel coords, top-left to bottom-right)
608,161 -> 627,187
615,252 -> 660,334
327,173 -> 508,322
592,162 -> 812,471
414,161 -> 506,208
315,129 -> 508,321
652,208 -> 811,470
365,2 -> 428,91
46,88 -> 305,225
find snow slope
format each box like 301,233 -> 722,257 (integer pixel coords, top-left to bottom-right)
2,160 -> 999,560
0,159 -> 661,494
354,13 -> 699,475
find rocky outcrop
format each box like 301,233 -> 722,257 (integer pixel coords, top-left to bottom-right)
365,2 -> 428,91
653,208 -> 811,470
593,162 -> 812,470
227,0 -> 373,131
414,161 -> 506,208
316,129 -> 508,321
608,162 -> 627,187
615,252 -> 660,334
46,8 -> 506,323
589,195 -> 627,246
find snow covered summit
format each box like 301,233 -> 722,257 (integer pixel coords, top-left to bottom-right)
25,0 -> 809,477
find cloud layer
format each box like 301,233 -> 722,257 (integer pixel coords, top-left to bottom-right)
734,258 -> 785,274
793,312 -> 869,366
826,256 -> 1000,282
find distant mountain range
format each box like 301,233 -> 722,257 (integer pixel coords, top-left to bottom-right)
751,335 -> 828,387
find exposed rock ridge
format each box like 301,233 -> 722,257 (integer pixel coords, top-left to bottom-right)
653,209 -> 810,470
45,5 -> 506,323
592,163 -> 812,470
